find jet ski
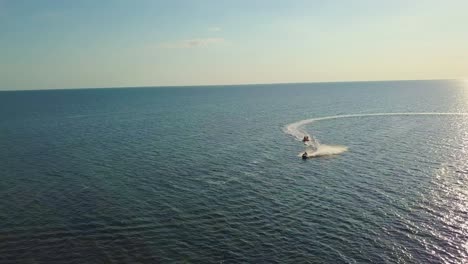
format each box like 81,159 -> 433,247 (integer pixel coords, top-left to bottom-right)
302,152 -> 309,159
302,136 -> 310,142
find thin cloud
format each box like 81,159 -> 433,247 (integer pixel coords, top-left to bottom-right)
161,38 -> 225,49
208,26 -> 222,32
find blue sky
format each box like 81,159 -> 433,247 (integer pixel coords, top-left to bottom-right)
0,0 -> 467,90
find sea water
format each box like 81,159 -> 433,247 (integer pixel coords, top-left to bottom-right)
1,80 -> 467,263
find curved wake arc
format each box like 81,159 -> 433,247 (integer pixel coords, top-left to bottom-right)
285,112 -> 468,158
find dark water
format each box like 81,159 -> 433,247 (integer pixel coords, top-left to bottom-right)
1,80 -> 467,263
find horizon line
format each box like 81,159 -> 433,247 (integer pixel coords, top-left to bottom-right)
0,78 -> 460,92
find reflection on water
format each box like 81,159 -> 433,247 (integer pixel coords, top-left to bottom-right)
427,118 -> 468,262
402,115 -> 468,263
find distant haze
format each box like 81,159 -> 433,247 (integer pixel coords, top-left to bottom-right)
0,0 -> 467,90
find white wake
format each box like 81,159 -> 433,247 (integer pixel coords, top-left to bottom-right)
285,112 -> 468,158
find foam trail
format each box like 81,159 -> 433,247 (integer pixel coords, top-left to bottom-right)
285,112 -> 468,158
297,145 -> 349,158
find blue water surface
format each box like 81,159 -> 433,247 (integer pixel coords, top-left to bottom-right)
1,80 -> 467,263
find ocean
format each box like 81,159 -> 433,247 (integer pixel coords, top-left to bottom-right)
1,80 -> 467,263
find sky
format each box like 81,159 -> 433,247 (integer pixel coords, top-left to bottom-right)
0,0 -> 467,90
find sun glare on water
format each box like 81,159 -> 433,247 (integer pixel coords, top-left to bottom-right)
460,79 -> 468,88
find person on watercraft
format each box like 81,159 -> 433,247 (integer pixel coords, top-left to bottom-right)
302,136 -> 310,142
302,152 -> 308,159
